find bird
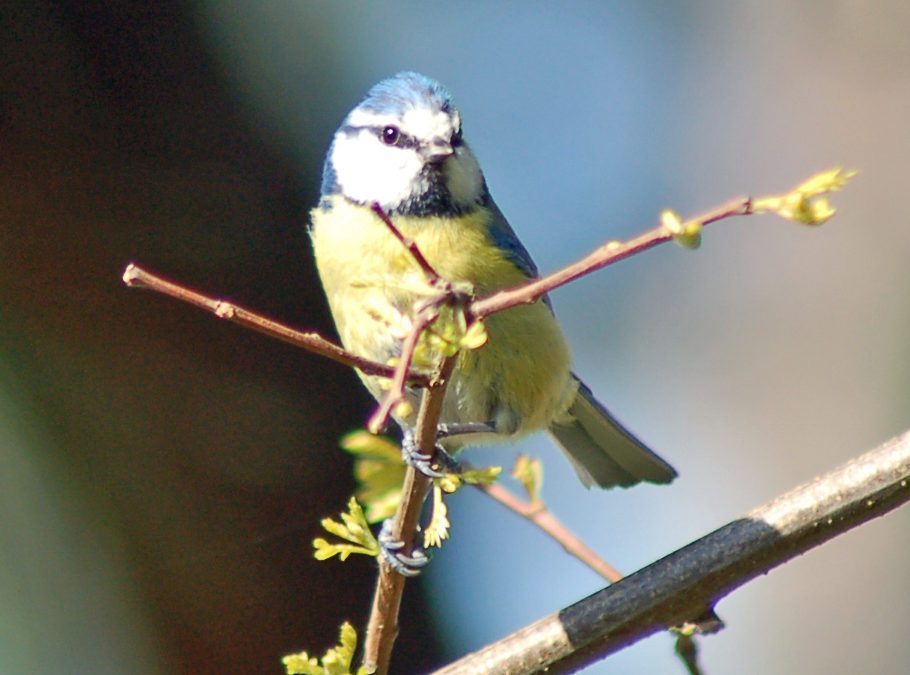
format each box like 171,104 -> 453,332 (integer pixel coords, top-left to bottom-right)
310,71 -> 676,492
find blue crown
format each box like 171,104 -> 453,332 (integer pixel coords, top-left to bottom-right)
357,72 -> 453,117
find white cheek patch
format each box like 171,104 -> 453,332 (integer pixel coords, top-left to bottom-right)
331,130 -> 423,207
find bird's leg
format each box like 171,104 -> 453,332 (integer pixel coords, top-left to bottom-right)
436,421 -> 497,439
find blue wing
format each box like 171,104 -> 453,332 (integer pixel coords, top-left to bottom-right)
483,193 -> 539,280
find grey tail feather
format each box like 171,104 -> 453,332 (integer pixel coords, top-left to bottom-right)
548,376 -> 677,489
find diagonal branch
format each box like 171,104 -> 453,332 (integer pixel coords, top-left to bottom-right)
371,202 -> 442,285
473,471 -> 721,672
434,430 -> 910,674
121,264 -> 430,385
470,197 -> 751,319
475,481 -> 624,583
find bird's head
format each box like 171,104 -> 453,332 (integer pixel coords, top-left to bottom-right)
322,72 -> 485,215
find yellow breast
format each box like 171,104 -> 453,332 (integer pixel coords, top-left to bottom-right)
310,196 -> 574,437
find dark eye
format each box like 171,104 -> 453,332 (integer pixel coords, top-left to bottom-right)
451,127 -> 463,147
381,125 -> 401,145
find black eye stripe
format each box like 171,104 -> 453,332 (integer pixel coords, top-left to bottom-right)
375,125 -> 418,149
339,124 -> 446,152
341,124 -> 419,149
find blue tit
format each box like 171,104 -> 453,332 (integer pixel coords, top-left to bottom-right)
310,72 -> 676,489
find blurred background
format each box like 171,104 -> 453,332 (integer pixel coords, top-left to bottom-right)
2,1 -> 909,673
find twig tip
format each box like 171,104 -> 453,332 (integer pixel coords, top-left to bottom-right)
122,263 -> 146,288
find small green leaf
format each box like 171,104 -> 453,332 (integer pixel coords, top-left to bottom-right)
460,320 -> 489,350
341,431 -> 402,462
435,474 -> 463,493
423,484 -> 451,549
282,651 -> 321,675
283,622 -> 366,675
460,465 -> 502,486
342,431 -> 406,524
662,209 -> 702,249
512,455 -> 543,502
753,168 -> 856,226
313,498 -> 379,562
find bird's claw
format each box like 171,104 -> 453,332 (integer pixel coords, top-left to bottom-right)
378,518 -> 429,577
401,430 -> 457,478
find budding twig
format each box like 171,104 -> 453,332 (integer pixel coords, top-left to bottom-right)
470,197 -> 751,319
471,167 -> 854,319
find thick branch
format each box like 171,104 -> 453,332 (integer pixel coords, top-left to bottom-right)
434,430 -> 910,674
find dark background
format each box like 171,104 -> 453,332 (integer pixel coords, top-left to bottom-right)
3,2 -> 910,674
2,2 -> 439,673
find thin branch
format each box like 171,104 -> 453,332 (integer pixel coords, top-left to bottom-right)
371,202 -> 442,285
433,430 -> 910,674
363,356 -> 457,674
475,481 -> 623,583
470,198 -> 751,319
121,264 -> 430,386
367,309 -> 436,434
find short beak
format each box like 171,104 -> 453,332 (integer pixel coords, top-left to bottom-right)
422,139 -> 455,164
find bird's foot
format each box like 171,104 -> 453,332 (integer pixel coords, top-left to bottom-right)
401,429 -> 458,478
378,518 -> 429,577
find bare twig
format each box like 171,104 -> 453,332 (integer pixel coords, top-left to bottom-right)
363,357 -> 457,674
471,198 -> 751,319
122,264 -> 430,385
371,202 -> 442,285
475,481 -> 623,583
433,431 -> 910,674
